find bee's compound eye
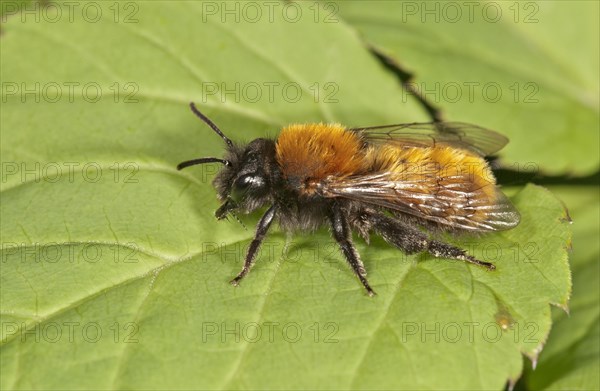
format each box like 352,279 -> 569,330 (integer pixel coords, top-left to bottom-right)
231,174 -> 265,201
236,174 -> 264,190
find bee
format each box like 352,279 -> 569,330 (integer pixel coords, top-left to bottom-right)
178,103 -> 520,296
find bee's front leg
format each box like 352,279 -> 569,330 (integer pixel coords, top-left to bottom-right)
230,204 -> 278,286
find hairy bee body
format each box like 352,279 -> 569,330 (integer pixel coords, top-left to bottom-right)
179,103 -> 520,296
276,123 -> 499,229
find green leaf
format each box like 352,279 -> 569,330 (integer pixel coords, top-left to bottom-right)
334,1 -> 600,175
1,1 -> 572,389
521,186 -> 599,390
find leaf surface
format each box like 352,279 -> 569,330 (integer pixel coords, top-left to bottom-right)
0,2 -> 572,389
335,1 -> 600,175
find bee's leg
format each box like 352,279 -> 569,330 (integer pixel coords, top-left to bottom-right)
329,204 -> 376,296
368,213 -> 495,270
230,204 -> 278,286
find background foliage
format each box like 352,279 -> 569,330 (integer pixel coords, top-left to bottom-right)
1,1 -> 597,390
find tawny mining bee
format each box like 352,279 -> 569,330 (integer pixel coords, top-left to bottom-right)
178,103 -> 520,296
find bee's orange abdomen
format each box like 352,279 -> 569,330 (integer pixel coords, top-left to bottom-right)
276,124 -> 364,193
367,145 -> 495,191
366,144 -> 498,222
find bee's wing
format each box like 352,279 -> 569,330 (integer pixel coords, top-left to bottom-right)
319,172 -> 520,232
350,122 -> 508,156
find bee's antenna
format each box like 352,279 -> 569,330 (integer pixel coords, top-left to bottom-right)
177,157 -> 230,170
189,102 -> 234,148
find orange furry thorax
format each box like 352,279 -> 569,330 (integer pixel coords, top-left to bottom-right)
275,124 -> 365,192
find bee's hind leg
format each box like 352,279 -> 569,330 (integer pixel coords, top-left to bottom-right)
367,212 -> 495,270
329,204 -> 376,296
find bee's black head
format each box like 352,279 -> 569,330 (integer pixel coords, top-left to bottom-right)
177,103 -> 278,220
